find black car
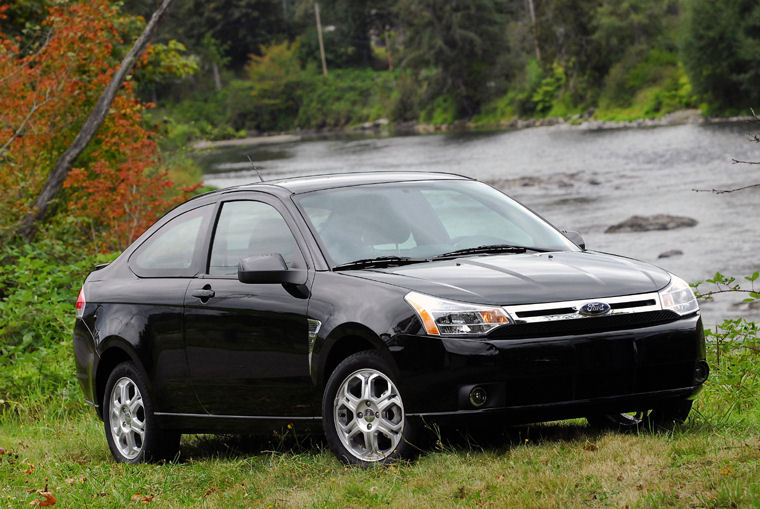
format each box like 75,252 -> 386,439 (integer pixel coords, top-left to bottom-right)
73,172 -> 708,465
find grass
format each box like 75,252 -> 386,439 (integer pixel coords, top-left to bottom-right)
2,393 -> 759,508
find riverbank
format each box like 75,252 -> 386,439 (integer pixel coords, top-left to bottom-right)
191,109 -> 756,151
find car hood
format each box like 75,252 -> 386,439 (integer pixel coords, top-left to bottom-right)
343,251 -> 671,305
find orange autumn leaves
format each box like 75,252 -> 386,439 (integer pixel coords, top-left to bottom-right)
28,486 -> 56,507
0,1 -> 192,251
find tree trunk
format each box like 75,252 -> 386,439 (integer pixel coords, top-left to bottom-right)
212,61 -> 222,91
15,0 -> 176,241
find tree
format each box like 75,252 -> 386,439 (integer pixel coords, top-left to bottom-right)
681,0 -> 760,113
246,41 -> 303,131
133,40 -> 199,102
1,0 -> 187,250
398,0 -> 510,116
295,0 -> 395,68
592,0 -> 675,67
532,0 -> 605,105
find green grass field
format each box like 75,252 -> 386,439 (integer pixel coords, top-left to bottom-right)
2,388 -> 759,508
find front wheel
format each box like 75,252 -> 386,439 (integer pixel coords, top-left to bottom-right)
323,351 -> 420,466
103,362 -> 180,463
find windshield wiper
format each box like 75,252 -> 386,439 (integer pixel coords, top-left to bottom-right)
332,256 -> 429,271
433,244 -> 546,260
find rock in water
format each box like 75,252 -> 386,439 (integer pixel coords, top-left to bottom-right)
605,215 -> 697,233
658,249 -> 684,258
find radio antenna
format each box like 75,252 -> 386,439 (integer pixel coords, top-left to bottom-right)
244,151 -> 264,182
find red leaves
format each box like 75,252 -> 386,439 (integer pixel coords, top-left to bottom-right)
29,485 -> 56,507
131,493 -> 155,503
0,0 -> 191,251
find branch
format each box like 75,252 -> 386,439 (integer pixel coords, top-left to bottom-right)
692,183 -> 760,194
0,99 -> 44,156
0,30 -> 53,85
14,0 -> 176,241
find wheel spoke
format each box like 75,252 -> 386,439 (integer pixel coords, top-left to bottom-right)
363,430 -> 379,454
375,419 -> 402,438
339,417 -> 358,436
377,393 -> 401,413
131,422 -> 145,438
129,396 -> 143,414
341,382 -> 360,412
362,373 -> 379,401
125,427 -> 137,453
119,381 -> 129,405
379,415 -> 403,433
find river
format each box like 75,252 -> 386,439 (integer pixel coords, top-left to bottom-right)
197,122 -> 760,326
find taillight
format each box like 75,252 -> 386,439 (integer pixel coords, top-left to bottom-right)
75,287 -> 86,319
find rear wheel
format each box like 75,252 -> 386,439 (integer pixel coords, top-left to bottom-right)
103,362 -> 180,463
587,400 -> 693,432
323,351 -> 420,466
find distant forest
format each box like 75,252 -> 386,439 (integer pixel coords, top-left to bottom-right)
4,0 -> 760,136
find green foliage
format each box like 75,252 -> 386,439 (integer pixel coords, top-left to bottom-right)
0,241 -> 117,417
398,0 -> 511,116
0,0 -> 52,42
294,0 -> 395,68
681,0 -> 760,113
692,272 -> 760,416
596,50 -> 695,120
133,40 -> 199,101
420,95 -> 457,125
471,93 -> 515,126
296,68 -> 397,128
506,59 -> 576,118
533,0 -> 605,106
591,0 -> 677,70
246,41 -> 304,131
530,62 -> 566,115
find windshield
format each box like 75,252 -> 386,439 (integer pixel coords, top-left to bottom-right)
295,180 -> 579,267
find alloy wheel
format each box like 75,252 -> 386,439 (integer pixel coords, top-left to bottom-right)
109,376 -> 146,460
333,368 -> 404,462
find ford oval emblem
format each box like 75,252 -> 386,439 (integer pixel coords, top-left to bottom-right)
579,301 -> 611,316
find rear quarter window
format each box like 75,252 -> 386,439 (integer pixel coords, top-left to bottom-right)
129,204 -> 213,277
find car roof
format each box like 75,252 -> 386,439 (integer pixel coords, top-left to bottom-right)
208,171 -> 473,197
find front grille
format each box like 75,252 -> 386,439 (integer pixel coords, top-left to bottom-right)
489,310 -> 681,339
505,292 -> 662,324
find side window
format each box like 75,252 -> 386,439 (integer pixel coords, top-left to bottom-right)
131,204 -> 212,277
209,200 -> 306,276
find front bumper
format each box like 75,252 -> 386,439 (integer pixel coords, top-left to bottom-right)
391,314 -> 706,421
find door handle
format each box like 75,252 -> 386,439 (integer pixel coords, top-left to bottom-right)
191,287 -> 215,300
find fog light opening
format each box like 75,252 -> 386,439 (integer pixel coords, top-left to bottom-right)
695,361 -> 709,384
469,386 -> 487,408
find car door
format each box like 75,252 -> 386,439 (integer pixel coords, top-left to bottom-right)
183,195 -> 314,417
125,202 -> 214,414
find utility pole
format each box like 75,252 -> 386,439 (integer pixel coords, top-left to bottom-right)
525,0 -> 541,62
314,2 -> 328,77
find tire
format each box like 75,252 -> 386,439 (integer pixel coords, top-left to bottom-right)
649,399 -> 693,431
587,400 -> 693,433
322,351 -> 420,466
103,362 -> 180,463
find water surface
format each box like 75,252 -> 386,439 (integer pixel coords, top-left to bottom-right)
199,122 -> 760,326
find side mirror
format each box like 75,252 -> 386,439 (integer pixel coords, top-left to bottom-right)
237,254 -> 307,285
564,231 -> 586,250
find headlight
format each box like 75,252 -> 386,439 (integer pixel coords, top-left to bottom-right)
404,291 -> 512,336
659,275 -> 699,316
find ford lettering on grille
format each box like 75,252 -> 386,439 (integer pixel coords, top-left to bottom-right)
579,301 -> 611,316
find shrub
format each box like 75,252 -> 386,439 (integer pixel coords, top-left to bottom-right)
0,241 -> 117,417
